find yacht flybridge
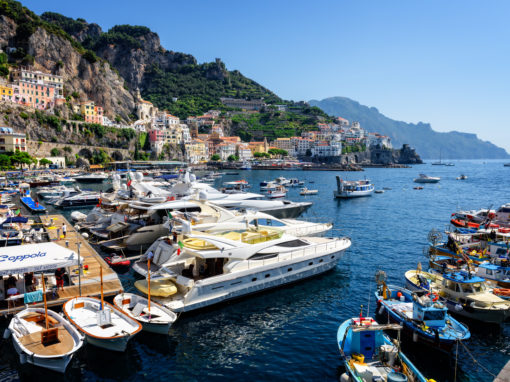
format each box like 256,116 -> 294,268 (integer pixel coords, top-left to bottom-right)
133,229 -> 351,312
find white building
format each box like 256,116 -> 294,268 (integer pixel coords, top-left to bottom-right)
311,141 -> 342,157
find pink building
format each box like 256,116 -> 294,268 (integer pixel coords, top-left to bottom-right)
14,81 -> 56,110
148,129 -> 165,143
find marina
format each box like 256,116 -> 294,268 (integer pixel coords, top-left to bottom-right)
0,161 -> 506,380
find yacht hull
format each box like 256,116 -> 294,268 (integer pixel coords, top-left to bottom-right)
260,203 -> 312,219
161,246 -> 348,313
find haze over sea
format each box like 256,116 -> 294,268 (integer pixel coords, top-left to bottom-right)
2,161 -> 509,381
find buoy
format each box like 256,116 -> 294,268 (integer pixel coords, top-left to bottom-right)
81,232 -> 89,239
3,328 -> 10,339
378,305 -> 385,315
340,373 -> 351,382
412,331 -> 418,342
19,353 -> 27,364
454,304 -> 463,312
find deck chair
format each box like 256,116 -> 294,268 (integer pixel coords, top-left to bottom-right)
97,308 -> 112,327
131,303 -> 145,318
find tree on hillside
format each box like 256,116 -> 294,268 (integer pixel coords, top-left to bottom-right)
10,151 -> 36,169
50,148 -> 61,156
210,154 -> 220,161
39,158 -> 53,168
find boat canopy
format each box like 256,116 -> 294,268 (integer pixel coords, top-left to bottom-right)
0,242 -> 83,276
443,272 -> 485,284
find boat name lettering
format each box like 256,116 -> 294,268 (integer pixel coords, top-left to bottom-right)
0,251 -> 46,262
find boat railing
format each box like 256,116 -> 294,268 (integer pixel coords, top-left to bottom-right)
236,239 -> 346,272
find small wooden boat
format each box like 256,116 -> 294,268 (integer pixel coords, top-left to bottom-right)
63,297 -> 142,351
63,268 -> 141,351
113,293 -> 177,334
299,187 -> 318,195
413,186 -> 424,190
374,190 -> 385,194
337,315 -> 431,382
8,274 -> 84,373
8,308 -> 84,373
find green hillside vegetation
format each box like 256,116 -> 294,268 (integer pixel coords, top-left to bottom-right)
230,106 -> 334,141
142,63 -> 281,119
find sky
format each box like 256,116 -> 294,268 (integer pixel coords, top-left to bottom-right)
22,0 -> 510,151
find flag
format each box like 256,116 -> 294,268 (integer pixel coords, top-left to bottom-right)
126,173 -> 132,187
178,240 -> 184,249
15,208 -> 20,216
167,211 -> 173,219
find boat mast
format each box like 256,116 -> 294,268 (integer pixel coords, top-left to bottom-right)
147,258 -> 151,315
41,273 -> 49,330
100,267 -> 104,310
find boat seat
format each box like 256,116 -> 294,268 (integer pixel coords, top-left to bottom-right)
97,309 -> 112,327
132,303 -> 145,318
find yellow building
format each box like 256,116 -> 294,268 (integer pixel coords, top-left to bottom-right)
0,83 -> 13,101
0,127 -> 27,153
185,139 -> 208,164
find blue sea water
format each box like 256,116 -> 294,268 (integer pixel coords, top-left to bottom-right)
2,160 -> 510,381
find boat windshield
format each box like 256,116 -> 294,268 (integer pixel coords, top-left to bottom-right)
423,310 -> 445,321
463,282 -> 486,293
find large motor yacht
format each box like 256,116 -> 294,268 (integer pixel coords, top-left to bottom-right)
133,229 -> 351,312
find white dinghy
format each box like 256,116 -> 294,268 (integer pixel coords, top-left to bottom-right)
63,296 -> 141,351
9,307 -> 84,373
8,274 -> 83,373
113,293 -> 177,334
63,269 -> 142,351
114,258 -> 177,334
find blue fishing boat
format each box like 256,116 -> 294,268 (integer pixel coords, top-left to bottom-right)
337,315 -> 432,382
375,282 -> 470,352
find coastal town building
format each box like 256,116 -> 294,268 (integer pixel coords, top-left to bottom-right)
0,81 -> 13,102
0,127 -> 26,153
37,156 -> 66,168
73,101 -> 104,124
220,97 -> 265,111
185,139 -> 208,164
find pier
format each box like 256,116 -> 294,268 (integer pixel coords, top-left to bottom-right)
0,214 -> 123,316
495,360 -> 510,382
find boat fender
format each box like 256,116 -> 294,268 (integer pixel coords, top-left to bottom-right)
19,353 -> 27,364
454,304 -> 463,311
412,331 -> 418,343
378,305 -> 385,315
82,232 -> 89,239
2,328 -> 10,339
340,373 -> 351,382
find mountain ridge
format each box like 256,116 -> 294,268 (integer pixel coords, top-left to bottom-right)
309,97 -> 509,159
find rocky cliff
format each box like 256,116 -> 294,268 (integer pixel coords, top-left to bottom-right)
300,144 -> 422,165
0,2 -> 136,121
310,97 -> 509,159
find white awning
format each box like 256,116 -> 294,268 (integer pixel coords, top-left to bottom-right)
0,242 -> 83,276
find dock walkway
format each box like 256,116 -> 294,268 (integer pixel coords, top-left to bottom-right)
0,214 -> 123,315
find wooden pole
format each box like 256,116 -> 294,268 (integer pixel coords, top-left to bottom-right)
100,267 -> 104,310
147,258 -> 151,314
41,274 -> 48,330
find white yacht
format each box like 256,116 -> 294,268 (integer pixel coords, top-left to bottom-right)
54,191 -> 101,208
333,177 -> 374,198
413,174 -> 440,183
133,229 -> 351,312
73,173 -> 109,183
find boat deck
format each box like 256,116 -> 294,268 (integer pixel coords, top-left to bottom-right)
0,214 -> 123,316
19,329 -> 74,356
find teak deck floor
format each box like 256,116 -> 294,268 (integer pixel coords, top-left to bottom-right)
19,329 -> 75,356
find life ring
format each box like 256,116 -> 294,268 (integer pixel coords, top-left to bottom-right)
426,292 -> 439,302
